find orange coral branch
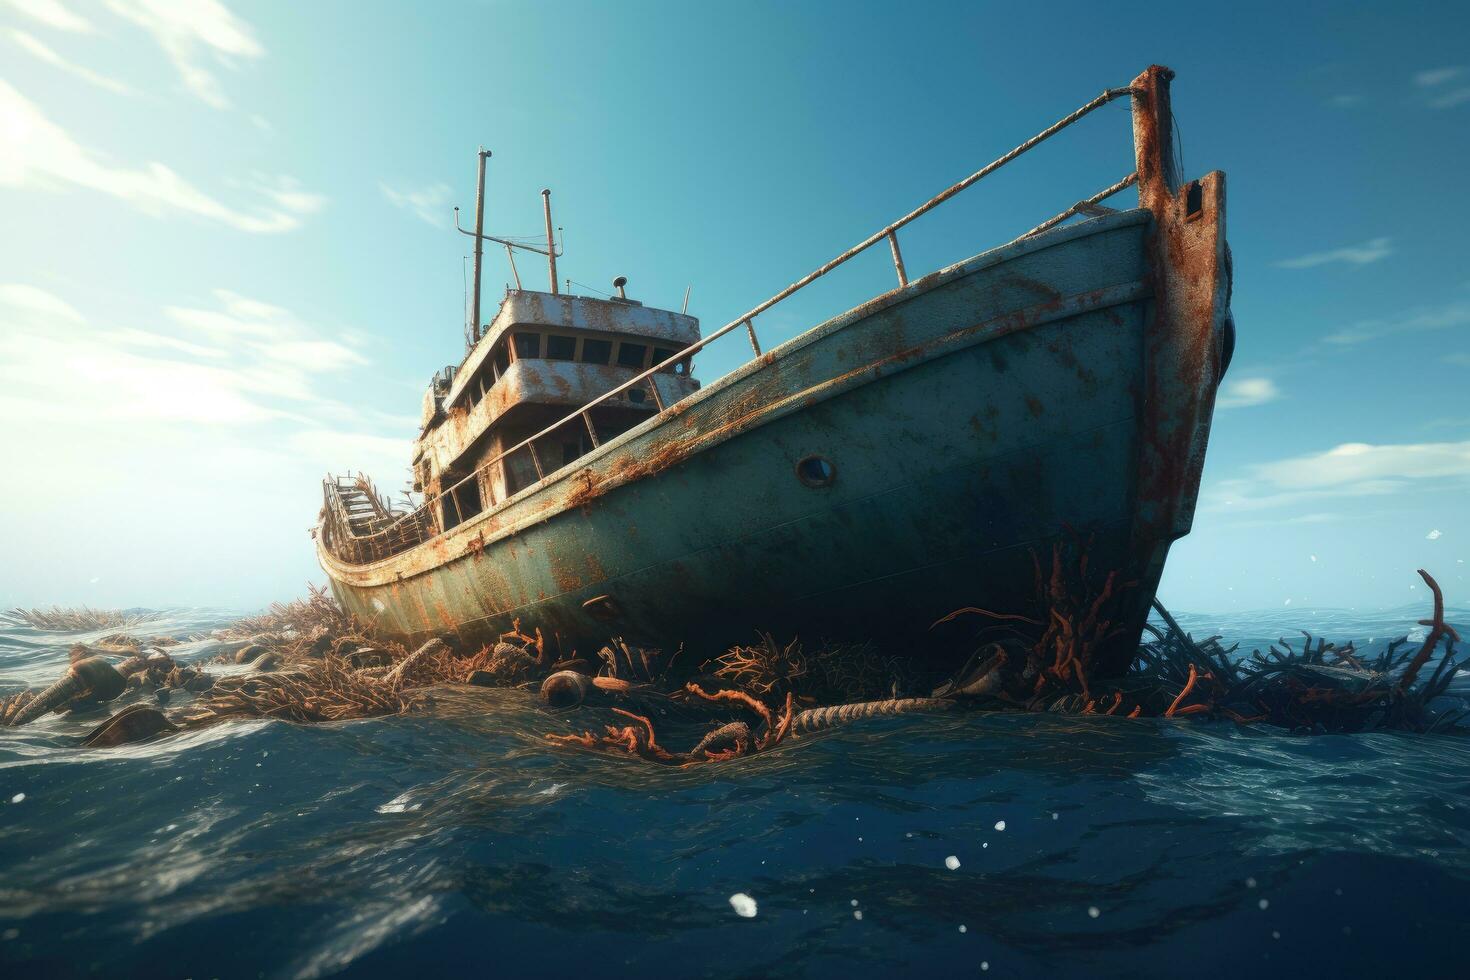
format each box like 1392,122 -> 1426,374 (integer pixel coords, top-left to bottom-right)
685,682 -> 775,731
932,607 -> 1044,629
1400,569 -> 1462,691
1165,664 -> 1199,718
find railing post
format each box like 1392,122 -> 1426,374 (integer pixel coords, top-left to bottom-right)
527,442 -> 546,481
646,376 -> 665,412
582,411 -> 601,447
743,318 -> 762,356
886,229 -> 908,287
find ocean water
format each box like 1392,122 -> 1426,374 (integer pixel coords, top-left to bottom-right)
1,605 -> 1467,979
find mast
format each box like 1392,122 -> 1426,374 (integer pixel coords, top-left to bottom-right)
470,148 -> 490,343
541,188 -> 559,295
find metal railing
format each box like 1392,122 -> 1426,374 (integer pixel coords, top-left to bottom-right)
323,79 -> 1143,565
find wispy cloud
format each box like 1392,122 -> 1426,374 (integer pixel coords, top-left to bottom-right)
0,281 -> 377,430
1202,439 -> 1470,514
1216,376 -> 1280,410
7,29 -> 133,94
1428,88 -> 1470,109
1414,66 -> 1464,87
0,281 -> 84,323
1413,65 -> 1470,109
380,181 -> 453,228
1445,352 -> 1470,368
1326,94 -> 1361,109
239,173 -> 326,216
0,80 -> 323,232
103,0 -> 262,110
4,0 -> 92,32
1276,236 -> 1392,270
1325,299 -> 1470,346
165,289 -> 368,372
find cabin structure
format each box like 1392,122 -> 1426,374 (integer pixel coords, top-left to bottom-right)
413,287 -> 700,533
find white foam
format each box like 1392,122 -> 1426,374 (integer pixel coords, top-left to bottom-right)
729,893 -> 757,918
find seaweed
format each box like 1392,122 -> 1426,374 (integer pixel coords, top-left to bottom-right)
1138,569 -> 1465,733
10,606 -> 158,632
25,560 -> 1467,760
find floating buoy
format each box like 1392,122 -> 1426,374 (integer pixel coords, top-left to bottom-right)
540,670 -> 594,707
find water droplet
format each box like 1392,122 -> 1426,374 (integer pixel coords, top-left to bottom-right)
728,893 -> 757,918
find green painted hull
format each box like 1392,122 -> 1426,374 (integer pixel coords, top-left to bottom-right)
320,208 -> 1227,672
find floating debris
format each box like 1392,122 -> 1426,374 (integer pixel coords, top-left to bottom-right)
11,560 -> 1462,757
10,606 -> 158,632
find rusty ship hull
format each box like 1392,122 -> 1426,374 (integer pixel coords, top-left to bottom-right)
321,225 -> 1228,667
317,66 -> 1230,674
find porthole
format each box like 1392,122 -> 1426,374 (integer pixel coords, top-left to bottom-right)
795,455 -> 836,488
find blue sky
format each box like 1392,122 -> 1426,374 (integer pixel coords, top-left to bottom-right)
1,0 -> 1466,615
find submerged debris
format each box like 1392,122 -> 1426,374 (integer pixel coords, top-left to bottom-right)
5,562 -> 1463,763
4,657 -> 126,726
1136,569 -> 1464,733
10,606 -> 158,632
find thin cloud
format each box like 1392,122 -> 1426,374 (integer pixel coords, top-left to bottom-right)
1216,376 -> 1280,410
166,289 -> 368,371
380,181 -> 453,228
103,0 -> 263,110
1276,236 -> 1392,270
4,0 -> 92,32
0,282 -> 84,323
1428,88 -> 1470,109
1414,66 -> 1465,87
0,80 -> 323,232
1444,352 -> 1470,367
245,173 -> 326,216
0,281 -> 376,429
1326,299 -> 1470,346
1202,439 -> 1470,514
7,29 -> 134,95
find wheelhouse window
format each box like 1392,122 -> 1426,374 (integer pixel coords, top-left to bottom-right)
513,332 -> 540,359
494,343 -> 511,375
581,339 -> 611,365
616,342 -> 647,369
546,335 -> 576,361
652,347 -> 678,372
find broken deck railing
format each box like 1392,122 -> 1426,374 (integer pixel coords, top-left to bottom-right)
323,74 -> 1153,565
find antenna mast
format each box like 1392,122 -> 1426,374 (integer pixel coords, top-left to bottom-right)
469,148 -> 490,343
541,189 -> 559,295
455,160 -> 564,307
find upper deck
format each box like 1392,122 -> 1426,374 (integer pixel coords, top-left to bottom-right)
442,290 -> 698,412
412,287 -> 701,508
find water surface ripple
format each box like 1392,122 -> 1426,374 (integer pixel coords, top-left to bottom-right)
1,606 -> 1466,978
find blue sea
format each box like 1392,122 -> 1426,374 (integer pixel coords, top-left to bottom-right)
2,604 -> 1467,979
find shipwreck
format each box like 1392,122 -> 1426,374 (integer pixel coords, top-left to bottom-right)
315,65 -> 1234,678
